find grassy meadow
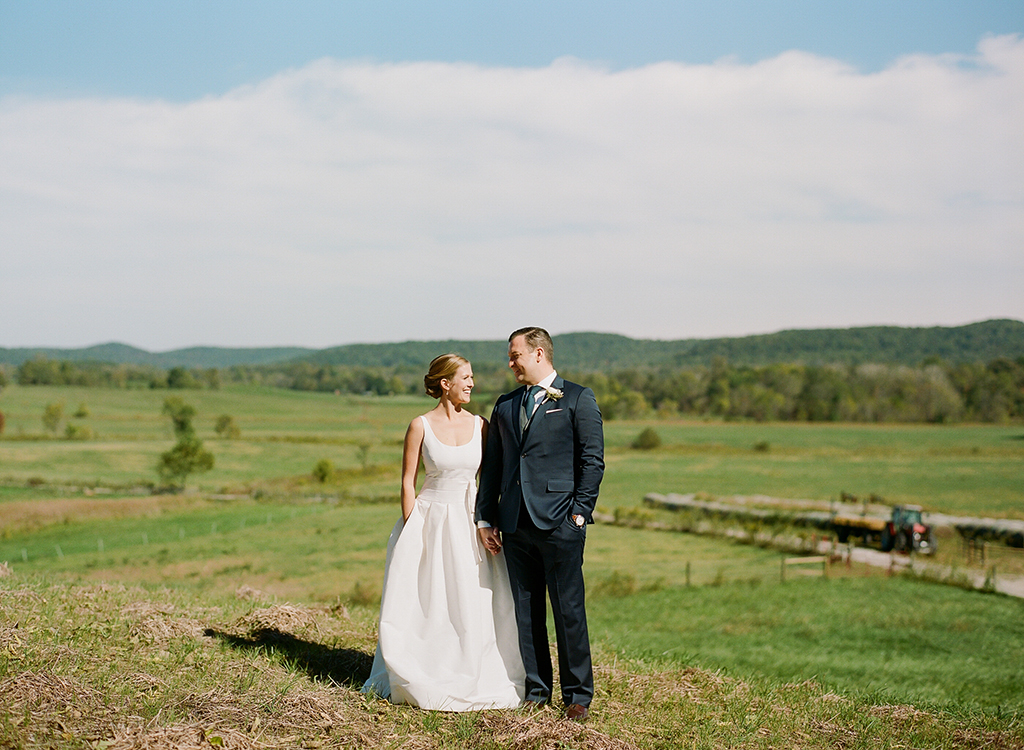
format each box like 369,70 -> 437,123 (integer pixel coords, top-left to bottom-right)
2,383 -> 1024,748
2,383 -> 1022,516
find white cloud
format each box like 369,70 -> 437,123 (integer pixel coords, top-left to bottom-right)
1,36 -> 1021,349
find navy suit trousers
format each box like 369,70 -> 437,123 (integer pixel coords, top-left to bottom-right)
503,509 -> 593,707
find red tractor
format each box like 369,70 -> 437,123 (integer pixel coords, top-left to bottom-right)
832,504 -> 936,554
881,504 -> 935,554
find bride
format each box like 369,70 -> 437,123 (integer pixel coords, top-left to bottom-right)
362,354 -> 526,710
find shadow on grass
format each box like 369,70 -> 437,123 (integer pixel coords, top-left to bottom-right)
205,627 -> 373,688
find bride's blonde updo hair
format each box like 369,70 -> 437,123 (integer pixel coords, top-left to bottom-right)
424,354 -> 469,399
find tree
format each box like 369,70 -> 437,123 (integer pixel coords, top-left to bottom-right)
158,436 -> 214,488
167,367 -> 202,389
42,402 -> 65,435
357,442 -> 374,472
158,397 -> 213,489
706,357 -> 732,416
162,397 -> 197,438
18,357 -> 61,385
204,368 -> 221,389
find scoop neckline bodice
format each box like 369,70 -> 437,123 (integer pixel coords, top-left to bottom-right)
420,414 -> 479,448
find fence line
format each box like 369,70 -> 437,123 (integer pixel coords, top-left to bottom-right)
781,555 -> 829,582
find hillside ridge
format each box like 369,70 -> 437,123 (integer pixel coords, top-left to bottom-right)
1,319 -> 1021,370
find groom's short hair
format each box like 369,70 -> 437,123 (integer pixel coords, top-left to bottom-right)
510,327 -> 554,365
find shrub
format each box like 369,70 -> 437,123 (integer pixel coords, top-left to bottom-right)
73,402 -> 90,418
590,570 -> 637,598
42,402 -> 65,435
356,443 -> 374,472
631,427 -> 662,450
345,580 -> 381,606
613,506 -> 656,526
312,459 -> 334,484
65,424 -> 94,440
215,414 -> 241,439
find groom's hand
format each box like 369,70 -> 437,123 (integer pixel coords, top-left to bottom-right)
478,527 -> 502,555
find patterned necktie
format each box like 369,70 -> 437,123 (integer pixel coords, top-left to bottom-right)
520,385 -> 541,433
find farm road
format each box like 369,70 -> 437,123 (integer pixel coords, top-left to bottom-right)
818,541 -> 1024,599
641,493 -> 1024,599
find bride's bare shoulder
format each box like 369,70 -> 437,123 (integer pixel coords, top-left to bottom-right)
407,415 -> 426,437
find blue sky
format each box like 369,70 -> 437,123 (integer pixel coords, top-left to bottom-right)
1,1 -> 1022,349
3,1 -> 1021,98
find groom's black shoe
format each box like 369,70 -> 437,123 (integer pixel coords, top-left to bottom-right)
565,704 -> 589,722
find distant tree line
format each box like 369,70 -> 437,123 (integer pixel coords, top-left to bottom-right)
220,362 -> 413,395
13,357 -> 220,389
209,356 -> 1024,423
568,357 -> 1024,424
8,355 -> 1023,423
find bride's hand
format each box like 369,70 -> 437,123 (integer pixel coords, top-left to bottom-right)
478,527 -> 502,555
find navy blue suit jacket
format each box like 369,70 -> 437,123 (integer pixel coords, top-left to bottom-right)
476,376 -> 604,533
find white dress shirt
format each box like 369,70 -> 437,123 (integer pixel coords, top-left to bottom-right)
525,371 -> 558,418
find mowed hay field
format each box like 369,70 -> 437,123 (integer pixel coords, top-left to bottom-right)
2,383 -> 1024,748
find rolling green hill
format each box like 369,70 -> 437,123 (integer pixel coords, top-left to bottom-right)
2,319 -> 1021,371
0,343 -> 315,368
286,319 -> 1024,370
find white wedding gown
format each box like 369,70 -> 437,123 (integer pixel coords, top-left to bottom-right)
362,415 -> 526,710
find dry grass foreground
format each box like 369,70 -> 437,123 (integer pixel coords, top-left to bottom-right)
1,572 -> 1021,750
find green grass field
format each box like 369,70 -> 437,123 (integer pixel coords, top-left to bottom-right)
3,384 -> 1022,517
601,420 -> 1024,518
2,490 -> 1022,718
590,576 -> 1024,712
1,383 -> 1023,747
1,498 -> 792,600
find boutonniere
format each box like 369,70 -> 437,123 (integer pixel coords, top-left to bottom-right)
542,386 -> 563,403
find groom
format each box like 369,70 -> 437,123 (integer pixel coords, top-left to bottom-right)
476,327 -> 605,721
